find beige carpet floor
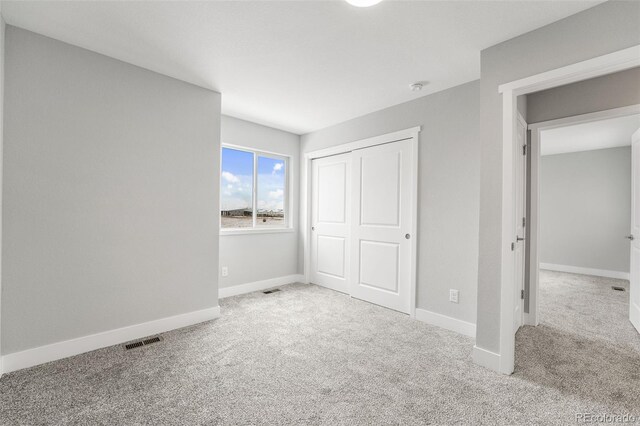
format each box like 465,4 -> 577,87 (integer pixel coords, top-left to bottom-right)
0,270 -> 638,425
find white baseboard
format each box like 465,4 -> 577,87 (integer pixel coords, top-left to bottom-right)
540,263 -> 630,280
414,308 -> 476,338
218,274 -> 305,298
1,306 -> 220,375
472,345 -> 502,372
523,312 -> 539,327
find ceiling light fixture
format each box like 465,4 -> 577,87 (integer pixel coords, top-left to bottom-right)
345,0 -> 383,7
410,83 -> 423,92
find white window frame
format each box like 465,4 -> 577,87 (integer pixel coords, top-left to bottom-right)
220,143 -> 293,235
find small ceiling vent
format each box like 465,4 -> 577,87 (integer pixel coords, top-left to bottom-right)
124,336 -> 163,350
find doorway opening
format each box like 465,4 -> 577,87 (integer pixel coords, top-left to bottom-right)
526,105 -> 640,332
513,105 -> 640,410
482,45 -> 640,375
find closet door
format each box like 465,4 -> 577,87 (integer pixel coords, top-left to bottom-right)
350,139 -> 413,313
310,153 -> 351,293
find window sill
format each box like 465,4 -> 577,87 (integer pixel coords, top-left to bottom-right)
220,227 -> 295,236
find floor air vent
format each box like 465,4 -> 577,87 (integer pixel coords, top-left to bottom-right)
263,289 -> 281,294
125,341 -> 144,350
143,337 -> 162,345
612,286 -> 626,292
124,336 -> 163,350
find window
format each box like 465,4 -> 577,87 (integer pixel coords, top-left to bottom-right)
220,146 -> 288,231
220,147 -> 254,228
256,156 -> 286,227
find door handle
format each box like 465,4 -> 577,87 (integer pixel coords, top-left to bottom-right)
516,236 -> 525,242
312,226 -> 315,231
626,234 -> 634,241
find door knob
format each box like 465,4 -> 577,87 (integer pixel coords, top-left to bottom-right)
405,234 -> 411,240
626,234 -> 634,241
312,226 -> 315,231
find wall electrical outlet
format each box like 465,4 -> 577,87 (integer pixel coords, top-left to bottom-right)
449,289 -> 459,303
221,266 -> 229,277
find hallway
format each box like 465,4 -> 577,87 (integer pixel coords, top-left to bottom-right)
515,270 -> 640,415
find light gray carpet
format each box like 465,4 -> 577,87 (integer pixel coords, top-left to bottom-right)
1,271 -> 639,425
515,270 -> 640,417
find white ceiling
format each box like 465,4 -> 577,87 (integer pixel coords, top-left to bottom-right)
2,0 -> 604,135
541,114 -> 640,156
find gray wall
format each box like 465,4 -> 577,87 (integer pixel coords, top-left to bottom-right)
219,115 -> 301,288
540,147 -> 631,273
2,27 -> 221,355
527,67 -> 640,124
302,81 -> 480,324
477,0 -> 640,353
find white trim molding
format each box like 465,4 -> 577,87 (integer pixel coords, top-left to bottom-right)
220,227 -> 295,236
499,45 -> 640,95
490,44 -> 640,376
304,126 -> 421,161
528,104 -> 640,131
415,308 -> 476,338
218,274 -> 305,298
1,306 -> 221,374
540,263 -> 630,281
472,345 -> 501,372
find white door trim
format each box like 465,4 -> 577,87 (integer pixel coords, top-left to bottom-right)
526,104 -> 640,327
301,127 -> 421,317
631,128 -> 640,334
493,44 -> 640,375
498,45 -> 640,95
513,112 -> 527,332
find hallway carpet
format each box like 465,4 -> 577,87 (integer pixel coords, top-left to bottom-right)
1,271 -> 638,425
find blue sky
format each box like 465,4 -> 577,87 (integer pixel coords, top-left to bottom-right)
221,148 -> 285,211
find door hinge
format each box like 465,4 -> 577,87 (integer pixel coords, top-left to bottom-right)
511,242 -> 515,251
523,145 -> 527,156
521,290 -> 525,300
522,217 -> 526,228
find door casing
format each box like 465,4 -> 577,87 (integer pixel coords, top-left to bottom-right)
631,127 -> 640,334
513,114 -> 527,333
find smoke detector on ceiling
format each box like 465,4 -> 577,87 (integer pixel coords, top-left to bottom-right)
410,83 -> 424,92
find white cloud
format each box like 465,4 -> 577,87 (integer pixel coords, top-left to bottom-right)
272,162 -> 284,174
269,188 -> 284,199
221,173 -> 252,210
221,171 -> 239,184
